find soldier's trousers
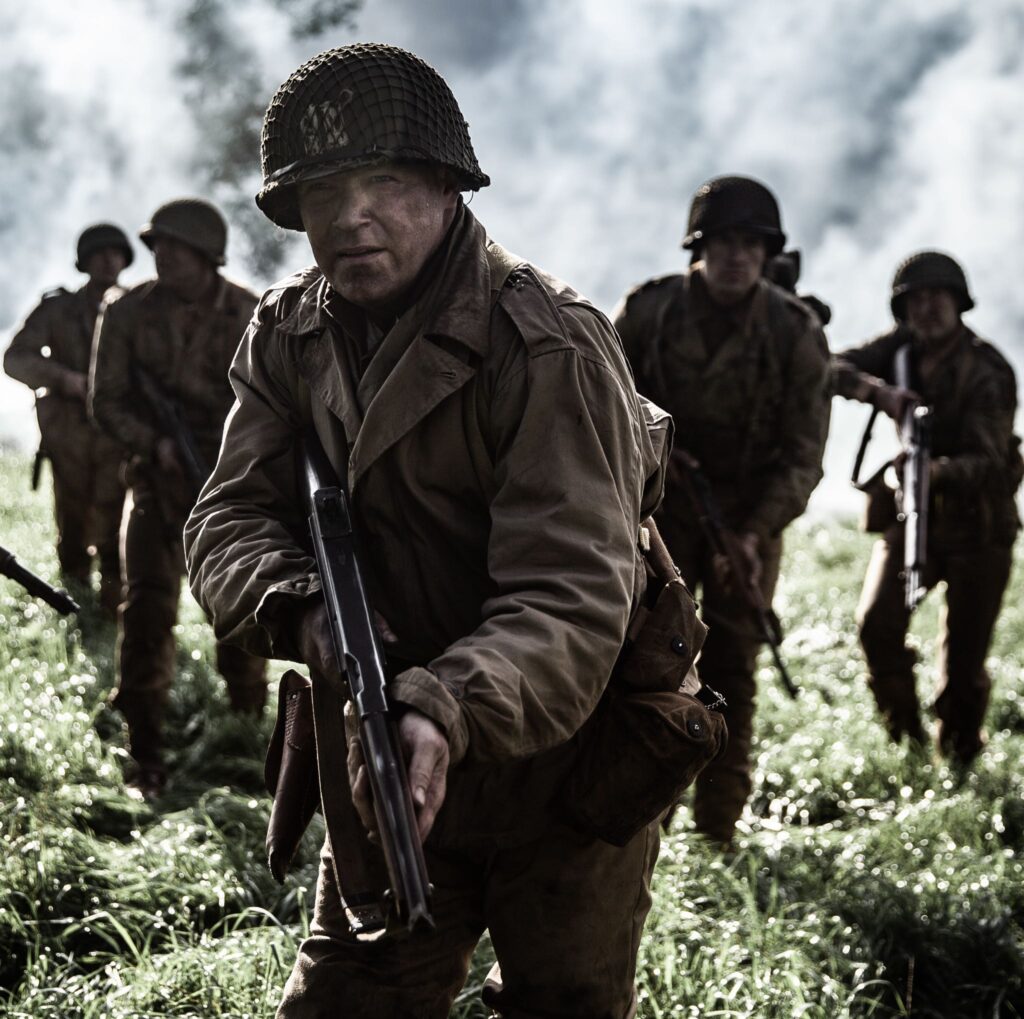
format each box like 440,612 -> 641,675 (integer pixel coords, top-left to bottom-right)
856,525 -> 1013,762
660,512 -> 782,843
43,421 -> 125,612
112,477 -> 267,773
277,819 -> 660,1018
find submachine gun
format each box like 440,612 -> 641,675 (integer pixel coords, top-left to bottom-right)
894,345 -> 931,613
672,452 -> 798,699
0,546 -> 79,615
135,368 -> 209,497
300,432 -> 433,934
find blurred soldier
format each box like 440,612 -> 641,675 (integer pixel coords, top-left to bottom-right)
184,43 -> 723,1018
90,199 -> 267,799
614,175 -> 831,845
4,224 -> 132,614
833,251 -> 1020,764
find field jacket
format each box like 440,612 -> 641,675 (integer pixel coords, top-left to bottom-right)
834,324 -> 1021,545
184,205 -> 666,773
614,266 -> 830,539
90,275 -> 258,467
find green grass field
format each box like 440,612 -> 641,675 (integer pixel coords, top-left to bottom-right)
1,449 -> 1022,1018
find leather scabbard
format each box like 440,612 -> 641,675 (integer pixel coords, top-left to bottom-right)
307,668 -> 390,933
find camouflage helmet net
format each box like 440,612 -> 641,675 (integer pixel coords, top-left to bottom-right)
138,198 -> 228,266
683,175 -> 786,257
257,42 -> 490,231
76,223 -> 134,272
890,250 -> 974,319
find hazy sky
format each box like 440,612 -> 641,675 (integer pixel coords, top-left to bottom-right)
2,0 -> 1022,513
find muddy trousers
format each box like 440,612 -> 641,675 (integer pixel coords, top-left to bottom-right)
44,422 -> 125,613
277,820 -> 660,1019
112,481 -> 267,773
659,511 -> 782,843
856,526 -> 1013,762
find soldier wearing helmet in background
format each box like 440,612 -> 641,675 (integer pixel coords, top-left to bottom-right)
183,42 -> 725,1019
614,175 -> 831,847
833,251 -> 1020,765
4,224 -> 132,614
89,198 -> 267,800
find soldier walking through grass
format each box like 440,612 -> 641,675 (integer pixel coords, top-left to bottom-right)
614,176 -> 831,846
832,251 -> 1021,765
89,199 -> 267,799
4,224 -> 132,615
184,43 -> 725,1018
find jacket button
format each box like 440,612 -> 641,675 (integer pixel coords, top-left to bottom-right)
687,719 -> 703,738
444,682 -> 465,701
671,636 -> 687,656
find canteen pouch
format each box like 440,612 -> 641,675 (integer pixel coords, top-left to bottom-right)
560,572 -> 727,846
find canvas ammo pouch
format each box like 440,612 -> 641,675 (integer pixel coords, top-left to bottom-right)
560,520 -> 727,847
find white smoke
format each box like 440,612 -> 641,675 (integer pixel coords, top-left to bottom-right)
3,0 -> 1022,514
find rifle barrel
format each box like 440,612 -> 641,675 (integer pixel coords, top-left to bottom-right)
0,547 -> 79,615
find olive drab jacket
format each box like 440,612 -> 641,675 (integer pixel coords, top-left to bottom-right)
184,205 -> 669,771
89,276 -> 258,467
613,266 -> 831,539
834,324 -> 1022,546
5,284 -> 123,441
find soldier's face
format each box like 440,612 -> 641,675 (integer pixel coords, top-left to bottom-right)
701,231 -> 768,305
84,247 -> 128,289
152,236 -> 214,300
904,288 -> 961,346
297,162 -> 459,316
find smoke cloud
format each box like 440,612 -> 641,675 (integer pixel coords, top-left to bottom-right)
3,0 -> 1022,512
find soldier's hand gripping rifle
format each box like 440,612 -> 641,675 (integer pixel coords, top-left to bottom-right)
301,432 -> 433,934
135,368 -> 209,496
671,451 -> 798,698
894,345 -> 931,613
0,546 -> 79,615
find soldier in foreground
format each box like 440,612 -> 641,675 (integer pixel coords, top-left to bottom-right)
833,251 -> 1020,764
4,224 -> 132,614
89,199 -> 267,799
184,43 -> 725,1018
614,176 -> 831,846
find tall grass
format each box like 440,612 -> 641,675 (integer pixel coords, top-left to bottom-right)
1,451 -> 1021,1017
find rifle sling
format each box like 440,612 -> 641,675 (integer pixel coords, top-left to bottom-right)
850,404 -> 881,488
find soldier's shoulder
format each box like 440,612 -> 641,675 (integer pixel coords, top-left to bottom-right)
109,277 -> 159,304
220,274 -> 261,308
620,272 -> 685,313
494,262 -> 636,383
98,278 -> 158,317
27,286 -> 75,321
969,332 -> 1016,383
495,262 -> 593,342
256,266 -> 321,312
39,285 -> 71,304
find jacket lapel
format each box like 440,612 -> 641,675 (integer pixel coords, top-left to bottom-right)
350,334 -> 477,491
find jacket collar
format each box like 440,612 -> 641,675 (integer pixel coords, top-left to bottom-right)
291,204 -> 496,490
277,203 -> 494,357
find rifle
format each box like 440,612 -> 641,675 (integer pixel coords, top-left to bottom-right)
134,368 -> 209,495
672,451 -> 798,698
0,546 -> 79,615
301,431 -> 433,934
894,345 -> 931,613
